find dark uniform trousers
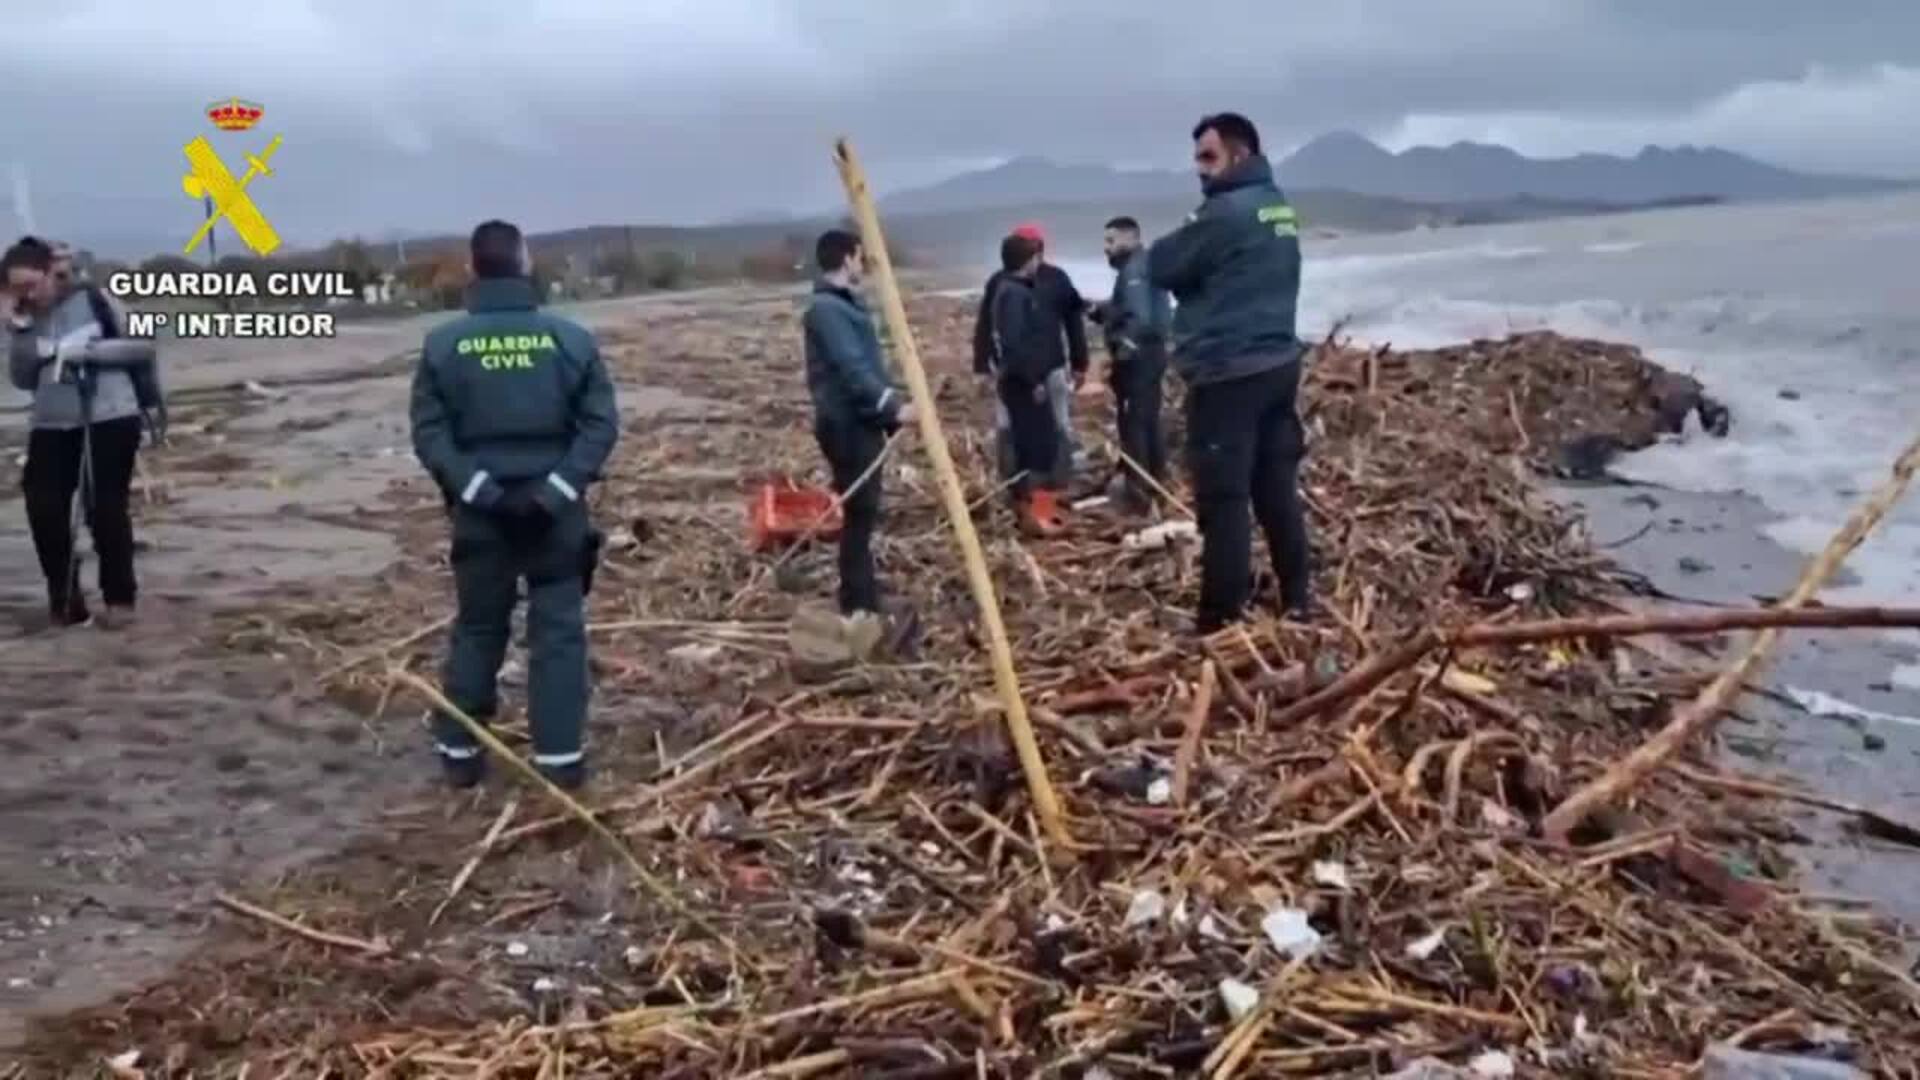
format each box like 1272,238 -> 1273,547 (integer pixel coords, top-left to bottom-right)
1185,361 -> 1311,632
815,420 -> 886,615
1112,342 -> 1169,502
436,499 -> 592,770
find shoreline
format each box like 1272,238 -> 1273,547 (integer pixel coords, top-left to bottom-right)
1554,478 -> 1920,928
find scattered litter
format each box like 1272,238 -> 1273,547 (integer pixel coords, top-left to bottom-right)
1218,978 -> 1260,1020
1786,686 -> 1920,730
531,976 -> 559,994
1311,860 -> 1352,891
1260,906 -> 1322,959
1123,890 -> 1166,929
1121,520 -> 1199,551
1469,1049 -> 1516,1077
667,642 -> 726,666
1700,1045 -> 1867,1079
1199,914 -> 1229,942
505,941 -> 529,958
1072,495 -> 1111,512
1145,776 -> 1172,805
1405,927 -> 1447,959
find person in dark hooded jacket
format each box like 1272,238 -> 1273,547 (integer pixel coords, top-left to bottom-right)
1149,112 -> 1311,632
985,233 -> 1066,536
803,229 -> 913,616
972,223 -> 1087,484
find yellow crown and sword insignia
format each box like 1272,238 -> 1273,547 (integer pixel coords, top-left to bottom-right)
181,98 -> 283,257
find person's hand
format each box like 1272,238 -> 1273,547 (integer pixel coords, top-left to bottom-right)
497,483 -> 554,526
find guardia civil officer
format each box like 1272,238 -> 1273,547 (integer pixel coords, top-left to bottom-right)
410,220 -> 619,790
1148,113 -> 1311,632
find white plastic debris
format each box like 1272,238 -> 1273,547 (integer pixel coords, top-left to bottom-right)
532,976 -> 559,994
1506,582 -> 1535,602
1260,906 -> 1323,959
1469,1049 -> 1516,1077
1311,860 -> 1351,891
1071,495 -> 1111,512
1480,799 -> 1523,831
1146,776 -> 1173,805
1786,686 -> 1920,729
668,642 -> 725,666
1218,978 -> 1260,1020
1124,890 -> 1166,929
623,945 -> 646,968
107,1050 -> 141,1071
1405,927 -> 1447,959
1044,912 -> 1068,933
505,941 -> 530,958
1121,520 -> 1199,551
1199,914 -> 1229,942
1701,1045 -> 1867,1079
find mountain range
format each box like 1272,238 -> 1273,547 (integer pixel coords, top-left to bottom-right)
879,132 -> 1906,217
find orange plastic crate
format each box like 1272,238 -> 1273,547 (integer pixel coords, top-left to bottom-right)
747,479 -> 842,552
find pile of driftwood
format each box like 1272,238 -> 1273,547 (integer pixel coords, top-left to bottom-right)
60,288 -> 1917,1079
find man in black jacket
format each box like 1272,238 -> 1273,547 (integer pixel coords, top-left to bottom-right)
1149,113 -> 1311,632
802,229 -> 913,615
986,233 -> 1066,537
1091,216 -> 1174,513
972,223 -> 1087,485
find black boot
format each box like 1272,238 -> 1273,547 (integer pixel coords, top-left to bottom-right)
539,760 -> 587,792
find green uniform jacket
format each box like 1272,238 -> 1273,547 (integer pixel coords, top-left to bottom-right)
1147,154 -> 1304,386
409,277 -> 620,513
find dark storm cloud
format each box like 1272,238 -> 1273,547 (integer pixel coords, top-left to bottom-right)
4,0 -> 1916,251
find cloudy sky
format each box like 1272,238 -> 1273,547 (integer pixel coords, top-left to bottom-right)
5,0 -> 1917,255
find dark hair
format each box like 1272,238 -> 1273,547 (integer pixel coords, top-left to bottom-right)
1104,216 -> 1141,233
2,235 -> 54,275
1000,234 -> 1040,273
469,219 -> 525,279
1192,112 -> 1261,155
815,228 -> 861,273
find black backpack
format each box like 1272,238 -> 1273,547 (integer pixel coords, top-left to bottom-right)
82,284 -> 167,444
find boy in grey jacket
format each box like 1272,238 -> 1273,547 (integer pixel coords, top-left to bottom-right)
5,236 -> 158,627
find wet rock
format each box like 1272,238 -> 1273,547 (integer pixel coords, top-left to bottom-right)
1778,388 -> 1802,401
1678,556 -> 1713,575
1862,732 -> 1886,753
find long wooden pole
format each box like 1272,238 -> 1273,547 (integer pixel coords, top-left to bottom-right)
1544,433 -> 1920,842
831,137 -> 1071,849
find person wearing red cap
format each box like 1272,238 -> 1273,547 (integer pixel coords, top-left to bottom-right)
983,232 -> 1066,537
971,222 -> 1089,488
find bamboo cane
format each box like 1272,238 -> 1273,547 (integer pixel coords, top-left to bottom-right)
1543,432 -> 1920,841
831,136 -> 1070,850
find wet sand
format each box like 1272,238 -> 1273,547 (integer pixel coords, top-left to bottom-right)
0,289 -> 762,1048
1556,478 -> 1920,929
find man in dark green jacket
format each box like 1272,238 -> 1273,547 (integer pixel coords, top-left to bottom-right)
410,219 -> 620,790
803,228 -> 912,615
1149,113 -> 1311,632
